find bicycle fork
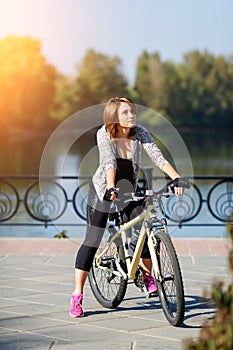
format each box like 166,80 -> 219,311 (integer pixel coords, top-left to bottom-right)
145,222 -> 163,283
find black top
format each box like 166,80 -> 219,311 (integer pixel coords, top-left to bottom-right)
115,154 -> 135,196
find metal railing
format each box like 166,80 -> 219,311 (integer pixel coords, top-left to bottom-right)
0,173 -> 232,228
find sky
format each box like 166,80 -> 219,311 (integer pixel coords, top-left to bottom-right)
0,0 -> 232,84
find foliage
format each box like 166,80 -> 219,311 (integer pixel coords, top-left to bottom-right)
180,51 -> 233,128
1,36 -> 232,130
0,36 -> 57,132
75,49 -> 128,108
51,49 -> 129,120
134,51 -> 167,112
135,50 -> 233,129
184,220 -> 233,350
50,73 -> 78,121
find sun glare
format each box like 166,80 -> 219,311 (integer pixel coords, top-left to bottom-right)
0,0 -> 56,40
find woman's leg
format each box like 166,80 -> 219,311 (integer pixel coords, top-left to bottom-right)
124,199 -> 151,266
73,269 -> 89,295
70,187 -> 110,317
124,200 -> 157,292
140,258 -> 152,275
72,184 -> 110,294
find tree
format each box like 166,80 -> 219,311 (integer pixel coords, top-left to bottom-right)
135,51 -> 166,111
50,73 -> 78,122
51,49 -> 129,121
74,49 -> 128,110
134,50 -> 233,128
0,36 -> 57,132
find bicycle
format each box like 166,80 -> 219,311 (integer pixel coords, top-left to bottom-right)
88,180 -> 190,327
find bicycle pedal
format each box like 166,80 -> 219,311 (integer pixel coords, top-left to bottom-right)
142,286 -> 158,298
148,292 -> 158,298
142,286 -> 150,298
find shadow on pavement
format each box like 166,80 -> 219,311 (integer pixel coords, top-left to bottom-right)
182,294 -> 215,328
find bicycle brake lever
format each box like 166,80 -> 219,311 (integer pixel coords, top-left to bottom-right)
124,195 -> 145,203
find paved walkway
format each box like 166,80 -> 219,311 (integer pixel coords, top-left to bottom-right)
0,238 -> 231,350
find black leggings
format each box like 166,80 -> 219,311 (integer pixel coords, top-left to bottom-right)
75,184 -> 150,272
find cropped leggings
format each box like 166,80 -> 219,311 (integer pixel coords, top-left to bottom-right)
75,184 -> 150,272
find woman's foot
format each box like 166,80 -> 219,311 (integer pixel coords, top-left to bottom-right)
144,275 -> 157,294
69,293 -> 84,317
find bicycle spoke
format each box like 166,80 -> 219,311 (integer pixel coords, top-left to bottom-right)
88,231 -> 127,308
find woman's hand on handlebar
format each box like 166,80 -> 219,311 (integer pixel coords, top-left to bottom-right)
172,177 -> 190,197
104,187 -> 119,201
173,185 -> 184,197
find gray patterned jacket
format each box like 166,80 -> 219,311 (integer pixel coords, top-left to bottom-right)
92,124 -> 168,201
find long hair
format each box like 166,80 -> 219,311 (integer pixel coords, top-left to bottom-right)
103,97 -> 136,139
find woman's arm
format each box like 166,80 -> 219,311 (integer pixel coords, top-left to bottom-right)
136,125 -> 184,196
162,163 -> 180,181
105,168 -> 118,201
106,168 -> 116,189
97,126 -> 118,199
137,125 -> 168,169
92,126 -> 117,201
97,126 -> 117,171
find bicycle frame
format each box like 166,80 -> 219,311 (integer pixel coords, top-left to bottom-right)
89,186 -> 188,326
95,200 -> 165,282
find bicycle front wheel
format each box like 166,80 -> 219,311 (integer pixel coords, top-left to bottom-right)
152,231 -> 185,326
88,231 -> 127,309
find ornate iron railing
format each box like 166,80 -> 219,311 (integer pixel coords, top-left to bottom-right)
0,174 -> 232,228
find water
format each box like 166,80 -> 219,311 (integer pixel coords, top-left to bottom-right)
0,129 -> 232,239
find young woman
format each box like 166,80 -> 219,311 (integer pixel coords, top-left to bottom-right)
70,97 -> 185,317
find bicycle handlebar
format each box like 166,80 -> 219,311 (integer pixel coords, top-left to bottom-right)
123,177 -> 191,203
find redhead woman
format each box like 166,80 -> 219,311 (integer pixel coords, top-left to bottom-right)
70,97 -> 185,317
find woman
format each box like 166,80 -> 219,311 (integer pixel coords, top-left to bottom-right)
70,97 -> 185,317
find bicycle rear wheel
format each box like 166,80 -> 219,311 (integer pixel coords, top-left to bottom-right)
88,230 -> 127,309
152,231 -> 185,326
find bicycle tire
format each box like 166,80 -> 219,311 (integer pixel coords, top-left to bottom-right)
152,231 -> 185,326
88,231 -> 128,309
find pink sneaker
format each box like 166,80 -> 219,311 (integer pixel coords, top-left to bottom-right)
144,275 -> 157,294
69,294 -> 84,318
